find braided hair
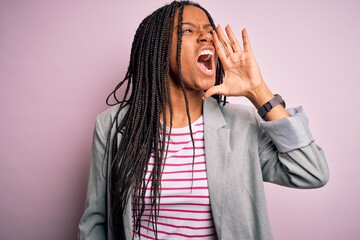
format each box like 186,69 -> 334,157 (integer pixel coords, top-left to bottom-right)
105,1 -> 224,238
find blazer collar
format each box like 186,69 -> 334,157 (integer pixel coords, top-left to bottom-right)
203,98 -> 227,130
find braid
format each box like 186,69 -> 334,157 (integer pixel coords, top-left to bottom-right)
175,4 -> 198,183
104,1 -> 224,239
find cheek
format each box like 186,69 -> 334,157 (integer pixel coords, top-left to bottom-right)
181,55 -> 193,70
180,44 -> 196,70
170,38 -> 198,80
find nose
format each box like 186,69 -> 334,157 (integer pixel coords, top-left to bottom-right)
197,29 -> 213,43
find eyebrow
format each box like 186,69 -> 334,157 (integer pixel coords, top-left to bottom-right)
176,22 -> 213,29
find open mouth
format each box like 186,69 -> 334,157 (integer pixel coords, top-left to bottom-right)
197,49 -> 214,75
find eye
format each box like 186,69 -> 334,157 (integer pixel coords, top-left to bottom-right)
182,29 -> 193,34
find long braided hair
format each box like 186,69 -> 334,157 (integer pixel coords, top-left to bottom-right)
105,1 -> 224,238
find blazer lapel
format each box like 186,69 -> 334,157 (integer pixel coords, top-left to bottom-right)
203,98 -> 230,239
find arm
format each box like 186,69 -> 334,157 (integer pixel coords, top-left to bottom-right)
78,117 -> 107,240
205,25 -> 329,188
255,106 -> 329,188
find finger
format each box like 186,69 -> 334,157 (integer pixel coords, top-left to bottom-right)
212,31 -> 228,62
225,25 -> 242,52
204,84 -> 229,98
242,28 -> 252,52
215,25 -> 233,56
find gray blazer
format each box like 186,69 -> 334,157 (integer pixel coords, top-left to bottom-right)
78,97 -> 329,240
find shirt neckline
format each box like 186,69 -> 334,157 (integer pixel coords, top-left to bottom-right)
162,115 -> 204,133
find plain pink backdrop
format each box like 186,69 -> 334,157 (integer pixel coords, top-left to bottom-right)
1,0 -> 359,239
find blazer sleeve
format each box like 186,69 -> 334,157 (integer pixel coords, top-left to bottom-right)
255,106 -> 329,188
78,116 -> 108,240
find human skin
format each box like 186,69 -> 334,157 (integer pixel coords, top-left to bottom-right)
165,5 -> 289,128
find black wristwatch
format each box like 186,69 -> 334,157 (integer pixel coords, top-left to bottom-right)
257,94 -> 286,119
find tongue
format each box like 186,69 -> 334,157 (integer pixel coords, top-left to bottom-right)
197,54 -> 212,70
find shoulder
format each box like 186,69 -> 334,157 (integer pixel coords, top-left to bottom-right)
221,102 -> 256,121
95,103 -> 130,135
204,98 -> 259,127
221,103 -> 262,136
97,103 -> 129,121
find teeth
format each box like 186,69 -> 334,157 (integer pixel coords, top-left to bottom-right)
199,49 -> 213,56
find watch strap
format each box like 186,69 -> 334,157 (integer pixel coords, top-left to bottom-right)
257,94 -> 286,118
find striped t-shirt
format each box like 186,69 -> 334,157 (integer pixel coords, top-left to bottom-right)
133,116 -> 217,239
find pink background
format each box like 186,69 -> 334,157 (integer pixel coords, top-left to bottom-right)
0,0 -> 359,239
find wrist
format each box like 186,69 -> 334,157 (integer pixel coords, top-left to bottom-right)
246,82 -> 290,121
246,83 -> 274,109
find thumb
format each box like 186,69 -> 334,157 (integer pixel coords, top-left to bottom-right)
204,84 -> 229,98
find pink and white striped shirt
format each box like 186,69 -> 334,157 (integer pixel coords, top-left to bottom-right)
132,116 -> 217,239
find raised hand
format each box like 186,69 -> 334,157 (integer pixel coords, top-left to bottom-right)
204,25 -> 267,103
205,25 -> 289,120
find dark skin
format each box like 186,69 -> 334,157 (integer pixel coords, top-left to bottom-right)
166,6 -> 289,127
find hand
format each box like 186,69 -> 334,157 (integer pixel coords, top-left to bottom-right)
204,25 -> 268,103
205,25 -> 290,120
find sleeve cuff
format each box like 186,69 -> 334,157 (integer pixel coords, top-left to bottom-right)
259,106 -> 314,153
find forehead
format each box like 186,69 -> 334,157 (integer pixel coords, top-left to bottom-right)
177,5 -> 211,25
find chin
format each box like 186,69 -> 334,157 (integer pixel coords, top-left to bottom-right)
196,79 -> 215,91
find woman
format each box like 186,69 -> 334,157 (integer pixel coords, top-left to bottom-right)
78,1 -> 329,239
